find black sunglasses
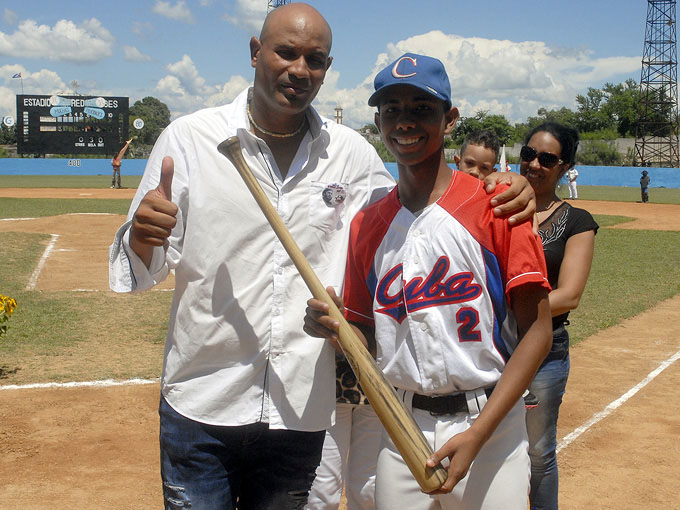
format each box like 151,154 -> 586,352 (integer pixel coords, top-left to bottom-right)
520,145 -> 563,168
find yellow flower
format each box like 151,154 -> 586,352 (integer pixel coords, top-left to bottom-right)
0,294 -> 17,329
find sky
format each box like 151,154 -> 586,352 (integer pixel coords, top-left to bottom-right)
1,0 -> 649,129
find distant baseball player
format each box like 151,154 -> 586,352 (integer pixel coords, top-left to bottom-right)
640,170 -> 650,203
305,53 -> 552,510
111,138 -> 132,189
566,166 -> 578,200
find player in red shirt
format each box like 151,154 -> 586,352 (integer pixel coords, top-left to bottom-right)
305,53 -> 552,509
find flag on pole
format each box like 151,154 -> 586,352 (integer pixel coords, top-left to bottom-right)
12,73 -> 21,78
499,145 -> 507,172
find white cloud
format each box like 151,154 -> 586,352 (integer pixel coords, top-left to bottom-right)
131,21 -> 155,40
165,55 -> 210,96
123,45 -> 152,62
222,0 -> 267,34
153,1 -> 195,23
204,75 -> 251,108
3,8 -> 18,25
0,66 -> 68,118
320,31 -> 641,127
155,55 -> 249,118
0,18 -> 115,64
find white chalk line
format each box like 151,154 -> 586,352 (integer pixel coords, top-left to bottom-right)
0,351 -> 678,452
1,213 -> 115,222
65,212 -> 115,216
0,377 -> 159,391
25,233 -> 59,290
557,348 -> 680,453
70,288 -> 174,292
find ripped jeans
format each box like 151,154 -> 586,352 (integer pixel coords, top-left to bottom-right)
159,396 -> 325,510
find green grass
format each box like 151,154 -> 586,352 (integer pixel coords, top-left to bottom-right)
0,197 -> 132,218
0,231 -> 171,382
592,215 -> 634,228
556,184 -> 680,204
0,232 -> 90,354
0,175 -> 143,188
0,192 -> 679,383
3,175 -> 678,203
566,215 -> 680,344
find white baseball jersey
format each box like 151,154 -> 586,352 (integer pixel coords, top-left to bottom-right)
344,171 -> 549,395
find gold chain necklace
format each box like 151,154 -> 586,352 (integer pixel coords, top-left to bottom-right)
246,101 -> 306,138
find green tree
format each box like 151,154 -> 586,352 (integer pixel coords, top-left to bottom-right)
360,123 -> 378,134
524,107 -> 579,131
0,124 -> 16,144
451,111 -> 514,146
129,96 -> 171,147
575,88 -> 611,133
577,140 -> 622,165
368,139 -> 395,162
601,79 -> 639,137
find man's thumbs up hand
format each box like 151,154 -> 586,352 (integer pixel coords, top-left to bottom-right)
156,156 -> 173,200
130,156 -> 179,266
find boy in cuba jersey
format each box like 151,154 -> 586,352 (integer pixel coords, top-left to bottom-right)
304,53 -> 552,510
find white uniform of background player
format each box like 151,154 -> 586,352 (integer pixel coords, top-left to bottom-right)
567,167 -> 579,199
343,173 -> 549,509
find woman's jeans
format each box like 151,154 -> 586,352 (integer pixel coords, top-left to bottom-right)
526,327 -> 570,510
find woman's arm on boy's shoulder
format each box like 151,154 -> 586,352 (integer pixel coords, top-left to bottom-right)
426,283 -> 551,494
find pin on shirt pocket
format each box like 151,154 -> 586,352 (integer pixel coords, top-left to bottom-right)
309,181 -> 348,233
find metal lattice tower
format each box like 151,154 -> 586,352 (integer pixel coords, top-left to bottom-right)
634,0 -> 679,167
267,0 -> 290,12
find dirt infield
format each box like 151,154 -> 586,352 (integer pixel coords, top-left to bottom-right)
0,191 -> 679,509
0,187 -> 137,200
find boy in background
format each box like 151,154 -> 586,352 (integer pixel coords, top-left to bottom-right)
305,53 -> 552,510
640,170 -> 650,203
454,130 -> 499,180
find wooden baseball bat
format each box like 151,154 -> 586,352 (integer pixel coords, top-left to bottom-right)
217,136 -> 447,493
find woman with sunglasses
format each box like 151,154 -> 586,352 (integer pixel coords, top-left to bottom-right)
519,122 -> 598,510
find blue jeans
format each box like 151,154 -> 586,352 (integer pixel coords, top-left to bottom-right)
159,396 -> 325,510
526,328 -> 570,510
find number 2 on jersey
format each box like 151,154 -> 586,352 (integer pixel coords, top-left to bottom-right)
456,307 -> 481,342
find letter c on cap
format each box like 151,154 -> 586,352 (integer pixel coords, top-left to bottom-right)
392,56 -> 417,78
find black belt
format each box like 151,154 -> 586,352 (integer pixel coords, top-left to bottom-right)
411,387 -> 494,416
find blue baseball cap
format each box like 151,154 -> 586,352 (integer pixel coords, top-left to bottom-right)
368,53 -> 452,108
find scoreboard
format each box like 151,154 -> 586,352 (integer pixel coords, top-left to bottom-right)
16,94 -> 129,155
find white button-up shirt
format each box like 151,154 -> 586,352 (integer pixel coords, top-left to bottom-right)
109,88 -> 394,431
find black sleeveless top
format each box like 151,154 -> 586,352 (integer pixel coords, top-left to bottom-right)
537,202 -> 599,331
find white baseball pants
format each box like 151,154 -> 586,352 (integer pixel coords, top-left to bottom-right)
374,393 -> 530,510
568,181 -> 578,199
306,402 -> 382,510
